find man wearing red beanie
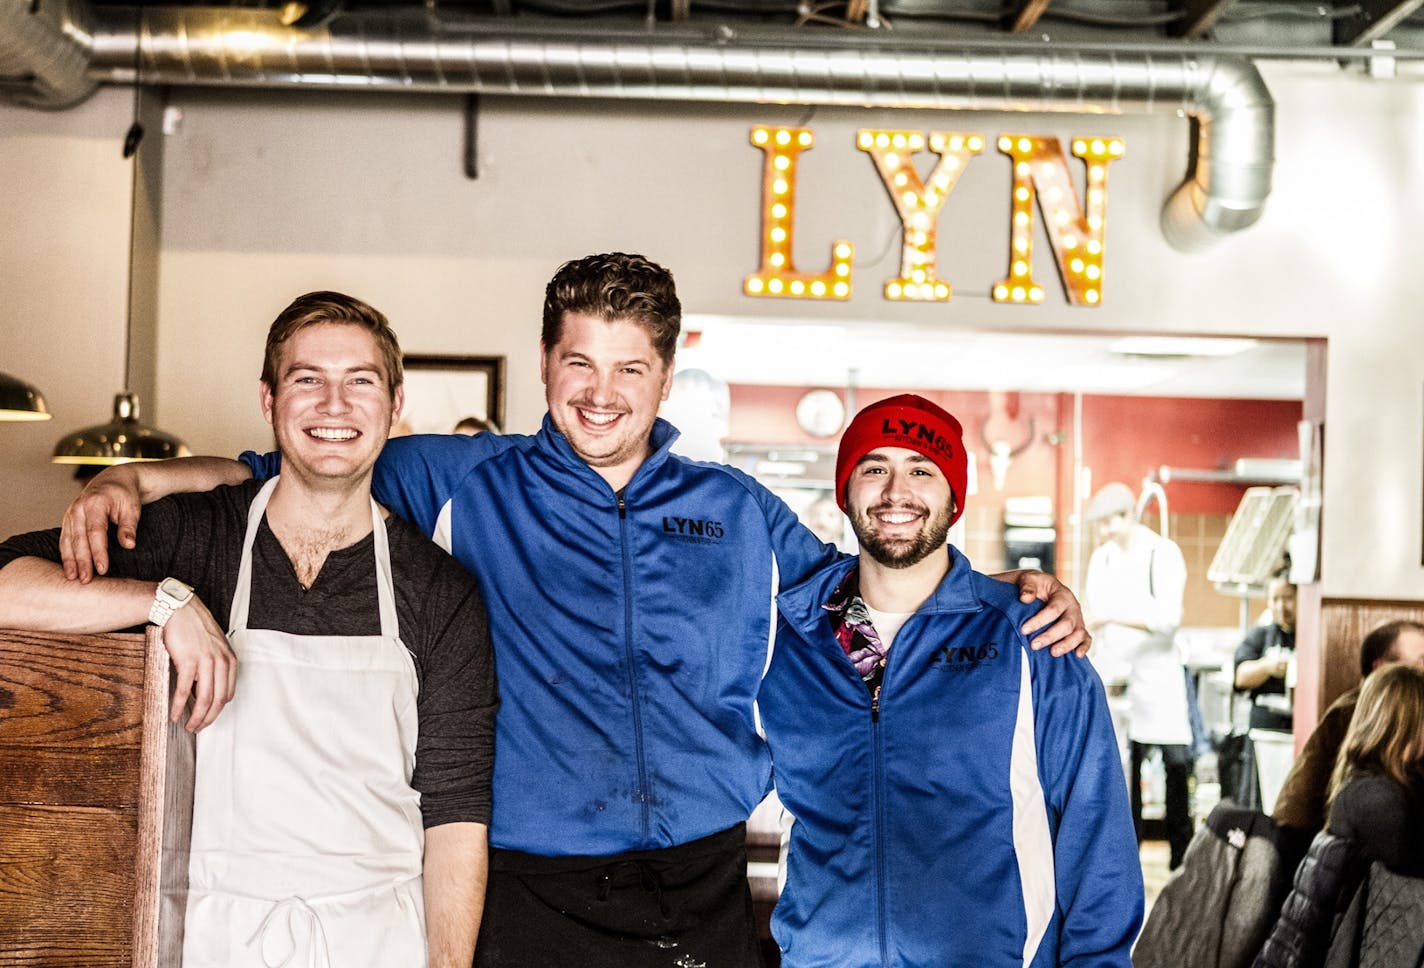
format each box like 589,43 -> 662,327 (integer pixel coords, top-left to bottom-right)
760,394 -> 1142,968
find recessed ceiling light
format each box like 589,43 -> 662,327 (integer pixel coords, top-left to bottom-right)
1109,337 -> 1258,358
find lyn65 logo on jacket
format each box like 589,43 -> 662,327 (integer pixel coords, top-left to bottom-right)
661,516 -> 726,544
929,643 -> 1000,670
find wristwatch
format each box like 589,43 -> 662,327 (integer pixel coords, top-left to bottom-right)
149,577 -> 194,628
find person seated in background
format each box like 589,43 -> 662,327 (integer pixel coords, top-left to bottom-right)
1234,574 -> 1297,733
453,415 -> 501,435
1252,663 -> 1424,968
1272,619 -> 1424,854
801,491 -> 848,549
1324,662 -> 1424,876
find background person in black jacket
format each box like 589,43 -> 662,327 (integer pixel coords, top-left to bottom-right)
1234,575 -> 1298,733
1324,662 -> 1424,877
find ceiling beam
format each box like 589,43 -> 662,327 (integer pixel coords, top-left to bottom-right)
1335,0 -> 1424,45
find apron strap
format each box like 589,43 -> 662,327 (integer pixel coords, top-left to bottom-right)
248,895 -> 333,968
370,498 -> 399,641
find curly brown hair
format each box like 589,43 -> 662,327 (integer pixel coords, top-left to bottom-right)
540,253 -> 681,366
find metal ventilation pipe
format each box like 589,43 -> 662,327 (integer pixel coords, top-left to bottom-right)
0,0 -> 97,109
16,3 -> 1277,249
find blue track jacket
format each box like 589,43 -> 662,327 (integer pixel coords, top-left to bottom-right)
761,552 -> 1143,967
244,416 -> 837,856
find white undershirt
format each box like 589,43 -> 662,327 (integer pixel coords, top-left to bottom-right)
864,605 -> 914,651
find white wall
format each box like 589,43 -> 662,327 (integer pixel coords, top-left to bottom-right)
1,62 -> 1421,599
0,88 -> 133,536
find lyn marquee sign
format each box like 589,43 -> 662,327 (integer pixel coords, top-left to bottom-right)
744,126 -> 1125,308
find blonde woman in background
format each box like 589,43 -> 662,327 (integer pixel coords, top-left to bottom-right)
1325,663 -> 1424,876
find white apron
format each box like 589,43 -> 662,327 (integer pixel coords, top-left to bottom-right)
182,477 -> 426,968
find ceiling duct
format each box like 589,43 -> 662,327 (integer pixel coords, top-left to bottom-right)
0,0 -> 98,109
9,2 -> 1275,249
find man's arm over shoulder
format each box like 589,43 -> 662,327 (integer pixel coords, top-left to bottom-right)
706,461 -> 842,589
368,433 -> 511,538
993,568 -> 1091,657
1031,648 -> 1145,963
1273,691 -> 1357,834
62,456 -> 251,581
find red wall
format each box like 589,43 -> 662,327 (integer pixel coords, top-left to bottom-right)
1078,395 -> 1302,514
728,385 -> 1302,516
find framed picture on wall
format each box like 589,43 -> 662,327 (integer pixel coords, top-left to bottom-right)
396,354 -> 506,437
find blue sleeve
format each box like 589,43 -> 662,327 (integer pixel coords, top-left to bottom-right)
763,487 -> 844,589
704,461 -> 842,589
1034,652 -> 1144,965
241,433 -> 507,539
239,449 -> 281,480
371,434 -> 509,537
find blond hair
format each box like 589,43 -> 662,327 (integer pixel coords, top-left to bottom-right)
1327,663 -> 1424,818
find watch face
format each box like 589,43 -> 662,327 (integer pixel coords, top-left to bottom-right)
796,389 -> 846,438
160,577 -> 193,603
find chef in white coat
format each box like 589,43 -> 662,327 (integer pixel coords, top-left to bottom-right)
1082,481 -> 1194,870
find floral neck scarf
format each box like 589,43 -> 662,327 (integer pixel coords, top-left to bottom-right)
822,565 -> 889,705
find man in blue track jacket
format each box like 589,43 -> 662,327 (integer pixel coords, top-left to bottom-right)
760,394 -> 1143,967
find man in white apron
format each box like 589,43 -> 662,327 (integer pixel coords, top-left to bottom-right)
1082,481 -> 1194,870
0,291 -> 497,968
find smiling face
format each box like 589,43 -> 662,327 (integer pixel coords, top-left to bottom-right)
260,322 -> 402,489
540,310 -> 674,491
845,447 -> 955,569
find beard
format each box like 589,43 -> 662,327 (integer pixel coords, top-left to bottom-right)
851,500 -> 953,569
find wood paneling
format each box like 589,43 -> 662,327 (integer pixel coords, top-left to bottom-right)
1319,597 -> 1424,711
0,628 -> 191,968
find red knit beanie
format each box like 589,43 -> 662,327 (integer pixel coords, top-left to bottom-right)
834,394 -> 969,526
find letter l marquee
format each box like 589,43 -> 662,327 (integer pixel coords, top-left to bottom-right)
744,126 -> 854,301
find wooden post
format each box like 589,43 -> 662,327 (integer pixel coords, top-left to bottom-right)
0,629 -> 192,968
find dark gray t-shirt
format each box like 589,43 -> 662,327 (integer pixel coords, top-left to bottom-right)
0,479 -> 496,829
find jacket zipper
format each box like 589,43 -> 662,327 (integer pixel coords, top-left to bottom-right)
617,490 -> 651,843
873,699 -> 889,968
868,613 -> 913,967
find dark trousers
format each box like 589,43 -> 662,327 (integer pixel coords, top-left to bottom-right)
475,822 -> 764,968
1130,741 -> 1194,870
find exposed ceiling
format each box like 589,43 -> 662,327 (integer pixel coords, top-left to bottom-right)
680,319 -> 1306,398
73,0 -> 1424,56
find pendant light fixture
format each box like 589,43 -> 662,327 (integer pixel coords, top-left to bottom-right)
0,372 -> 50,421
52,21 -> 189,466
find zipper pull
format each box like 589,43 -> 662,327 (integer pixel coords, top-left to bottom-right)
871,691 -> 880,723
617,493 -> 627,519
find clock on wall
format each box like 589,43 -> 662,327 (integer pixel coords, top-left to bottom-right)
795,389 -> 847,438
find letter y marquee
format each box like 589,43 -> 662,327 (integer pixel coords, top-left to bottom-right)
857,129 -> 984,302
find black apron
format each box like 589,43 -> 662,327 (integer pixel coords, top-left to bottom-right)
475,823 -> 763,968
